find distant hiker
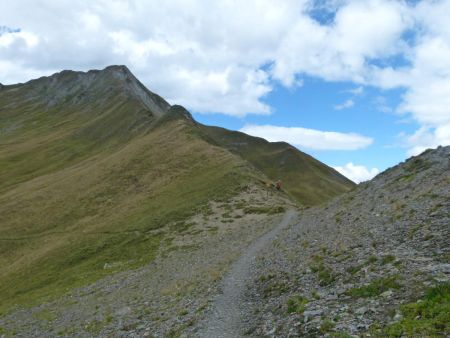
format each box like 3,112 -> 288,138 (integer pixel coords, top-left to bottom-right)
275,180 -> 282,190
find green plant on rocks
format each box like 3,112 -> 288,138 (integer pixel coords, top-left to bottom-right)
346,276 -> 401,298
382,282 -> 450,337
366,255 -> 378,264
346,264 -> 363,275
310,258 -> 336,286
311,290 -> 320,300
320,319 -> 335,334
381,254 -> 396,265
287,295 -> 309,314
243,205 -> 285,215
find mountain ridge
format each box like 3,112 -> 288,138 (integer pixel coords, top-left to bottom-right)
0,66 -> 447,337
0,65 -> 353,315
1,64 -> 354,202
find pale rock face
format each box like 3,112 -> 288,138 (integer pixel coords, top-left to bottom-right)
15,65 -> 171,118
105,65 -> 171,117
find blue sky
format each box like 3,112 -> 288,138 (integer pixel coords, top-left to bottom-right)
194,77 -> 417,173
1,0 -> 449,182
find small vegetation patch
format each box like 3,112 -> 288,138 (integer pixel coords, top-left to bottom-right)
311,290 -> 320,300
32,309 -> 57,321
243,205 -> 285,215
263,279 -> 289,298
382,283 -> 450,337
320,319 -> 335,334
310,262 -> 336,286
346,276 -> 400,298
287,295 -> 309,314
346,264 -> 363,275
259,273 -> 276,283
366,255 -> 378,264
404,157 -> 431,173
84,320 -> 104,335
381,254 -> 396,265
396,173 -> 415,183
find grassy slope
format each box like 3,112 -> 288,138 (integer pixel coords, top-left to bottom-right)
0,74 -> 254,313
0,67 -> 353,313
200,126 -> 355,206
0,116 -> 253,313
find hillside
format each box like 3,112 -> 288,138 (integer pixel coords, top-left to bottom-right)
230,146 -> 449,337
0,65 -> 352,319
201,126 -> 354,206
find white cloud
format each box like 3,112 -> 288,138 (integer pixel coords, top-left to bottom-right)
0,0 -> 413,116
333,163 -> 380,183
347,86 -> 364,95
334,99 -> 354,110
0,0 -> 306,116
368,1 -> 450,153
240,124 -> 373,150
404,124 -> 450,156
0,0 -> 448,157
272,0 -> 411,85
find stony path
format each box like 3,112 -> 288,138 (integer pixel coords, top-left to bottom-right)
196,209 -> 297,338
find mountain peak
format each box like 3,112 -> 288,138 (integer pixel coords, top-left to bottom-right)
103,64 -> 130,72
95,65 -> 133,80
13,65 -> 171,118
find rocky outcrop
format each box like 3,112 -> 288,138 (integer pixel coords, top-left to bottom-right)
245,146 -> 449,336
10,65 -> 170,118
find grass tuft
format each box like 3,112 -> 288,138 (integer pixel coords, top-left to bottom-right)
382,283 -> 450,337
346,276 -> 400,298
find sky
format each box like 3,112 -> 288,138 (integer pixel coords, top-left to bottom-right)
1,0 -> 449,183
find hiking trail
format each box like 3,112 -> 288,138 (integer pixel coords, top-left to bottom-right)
197,209 -> 297,337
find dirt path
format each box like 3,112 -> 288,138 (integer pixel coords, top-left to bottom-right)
196,209 -> 297,338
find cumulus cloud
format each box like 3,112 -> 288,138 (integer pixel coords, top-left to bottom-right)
368,1 -> 450,153
404,125 -> 450,156
0,0 -> 449,154
240,124 -> 373,150
0,0 -> 304,115
334,99 -> 354,110
272,0 -> 411,85
333,163 -> 380,183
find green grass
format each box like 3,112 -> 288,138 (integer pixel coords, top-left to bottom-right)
381,255 -> 396,265
287,295 -> 309,314
309,255 -> 336,286
243,205 -> 285,215
366,255 -> 378,264
0,112 -> 251,313
346,264 -> 363,275
346,276 -> 401,298
320,319 -> 335,334
312,290 -> 320,300
317,267 -> 336,286
32,309 -> 57,321
382,283 -> 450,337
201,125 -> 355,206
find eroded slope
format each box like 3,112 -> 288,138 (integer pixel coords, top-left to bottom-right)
245,146 -> 449,337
